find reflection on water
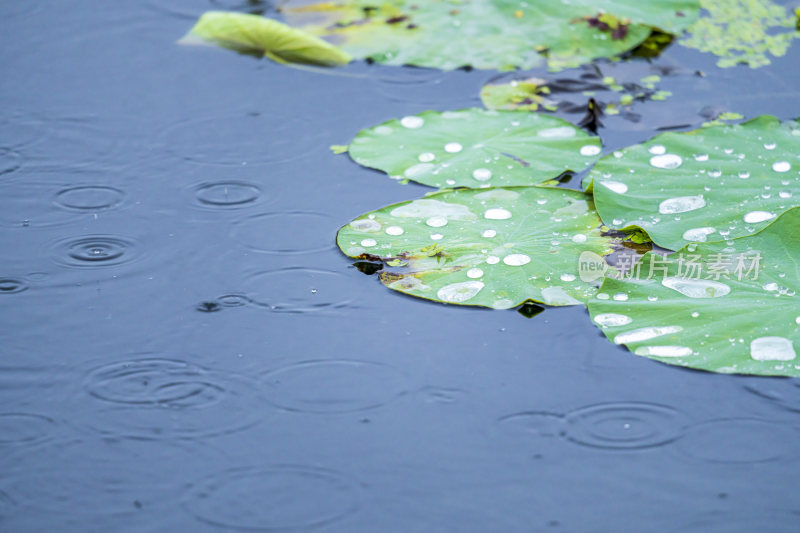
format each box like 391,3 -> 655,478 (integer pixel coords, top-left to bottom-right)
1,0 -> 799,531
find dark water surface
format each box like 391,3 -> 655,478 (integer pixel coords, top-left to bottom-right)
2,1 -> 800,531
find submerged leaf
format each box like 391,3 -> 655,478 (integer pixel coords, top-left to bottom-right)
337,186 -> 614,308
584,115 -> 800,250
588,207 -> 800,377
281,0 -> 699,71
347,108 -> 601,189
180,11 -> 352,66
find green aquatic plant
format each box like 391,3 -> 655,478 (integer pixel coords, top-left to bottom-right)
345,108 -> 601,189
279,0 -> 699,70
337,186 -> 614,308
680,0 -> 799,68
179,11 -> 352,65
584,116 -> 800,250
588,207 -> 800,377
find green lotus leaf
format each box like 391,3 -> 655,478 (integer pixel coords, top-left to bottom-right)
583,115 -> 800,250
180,11 -> 352,66
347,108 -> 602,189
281,0 -> 699,71
587,207 -> 800,376
681,0 -> 799,69
337,186 -> 614,308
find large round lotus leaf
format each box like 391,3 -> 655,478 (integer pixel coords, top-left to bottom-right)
180,11 -> 352,65
337,187 -> 613,308
587,207 -> 800,376
347,109 -> 601,189
583,115 -> 800,251
281,0 -> 699,71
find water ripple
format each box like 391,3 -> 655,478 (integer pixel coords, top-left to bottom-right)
77,357 -> 265,439
243,267 -> 361,313
50,235 -> 137,268
261,359 -> 408,413
0,413 -> 57,446
677,418 -> 800,463
232,212 -> 335,254
0,279 -> 28,295
158,112 -> 318,166
744,378 -> 800,413
193,181 -> 263,209
564,402 -> 684,450
183,465 -> 360,531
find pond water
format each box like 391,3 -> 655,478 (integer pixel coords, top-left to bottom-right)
1,1 -> 799,531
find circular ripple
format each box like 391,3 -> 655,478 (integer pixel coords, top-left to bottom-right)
0,414 -> 56,446
497,412 -> 565,437
677,419 -> 800,464
0,279 -> 28,294
50,235 -> 136,268
243,268 -> 359,313
744,378 -> 800,413
564,402 -> 684,450
159,113 -> 316,166
0,184 -> 126,227
80,358 -> 265,439
262,360 -> 408,413
184,466 -> 359,531
193,181 -> 262,209
0,148 -> 23,177
26,117 -> 123,170
217,294 -> 251,307
55,186 -> 125,211
0,113 -> 46,149
232,212 -> 334,254
0,439 -> 205,515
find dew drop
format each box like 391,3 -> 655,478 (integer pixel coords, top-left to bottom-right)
593,313 -> 633,327
503,254 -> 530,266
600,180 -> 628,194
772,161 -> 791,173
580,145 -> 601,157
613,293 -> 628,301
661,277 -> 730,298
634,346 -> 693,357
467,268 -> 484,279
694,154 -> 709,162
350,219 -> 381,232
648,145 -> 666,155
444,142 -> 463,153
650,154 -> 682,169
385,226 -> 403,236
472,168 -> 492,181
737,171 -> 750,179
572,234 -> 587,243
360,238 -> 377,247
482,229 -> 496,238
426,216 -> 448,227
437,281 -> 484,303
750,337 -> 796,361
418,152 -> 435,162
743,211 -> 776,224
430,233 -> 443,240
614,326 -> 683,344
560,273 -> 576,282
486,256 -> 500,265
400,116 -> 424,129
484,208 -> 512,220
658,195 -> 705,214
682,227 -> 716,242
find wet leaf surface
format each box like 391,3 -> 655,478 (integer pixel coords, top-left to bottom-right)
338,186 -> 613,308
588,207 -> 800,376
347,108 -> 601,188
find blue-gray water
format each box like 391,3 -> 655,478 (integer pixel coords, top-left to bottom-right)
1,1 -> 799,531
